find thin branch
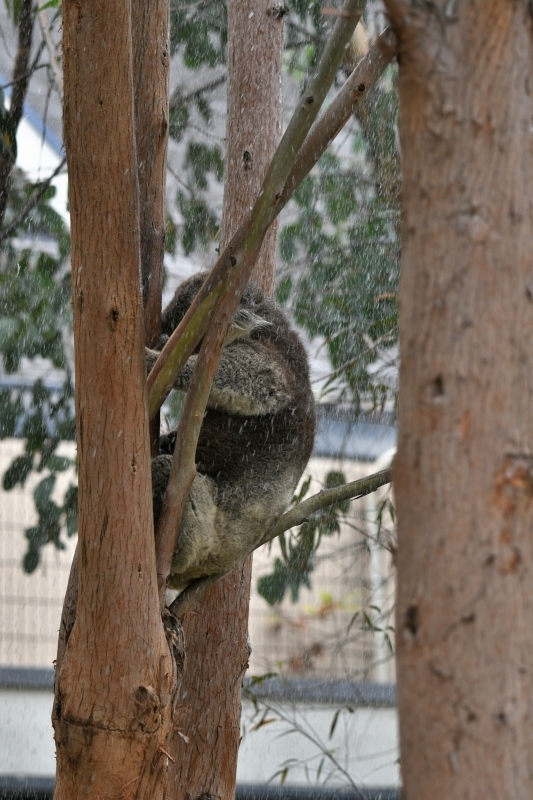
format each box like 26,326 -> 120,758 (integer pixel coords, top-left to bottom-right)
0,60 -> 47,91
38,4 -> 63,98
169,467 -> 393,618
264,467 -> 392,544
0,0 -> 34,226
247,698 -> 369,799
170,73 -> 227,110
280,27 -> 398,208
185,121 -> 225,142
0,155 -> 67,244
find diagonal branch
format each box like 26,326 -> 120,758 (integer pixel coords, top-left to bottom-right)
280,27 -> 398,209
169,466 -> 393,618
0,155 -> 67,244
38,4 -> 63,98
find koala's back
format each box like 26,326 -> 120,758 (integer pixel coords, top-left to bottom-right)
197,334 -> 315,487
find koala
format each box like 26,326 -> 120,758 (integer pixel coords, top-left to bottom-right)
149,271 -> 316,590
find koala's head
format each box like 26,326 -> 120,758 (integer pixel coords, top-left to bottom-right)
162,271 -> 273,343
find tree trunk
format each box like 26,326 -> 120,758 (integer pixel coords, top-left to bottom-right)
385,1 -> 533,796
131,0 -> 170,456
53,1 -> 178,797
168,3 -> 283,797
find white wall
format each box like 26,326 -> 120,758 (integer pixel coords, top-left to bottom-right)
0,684 -> 400,790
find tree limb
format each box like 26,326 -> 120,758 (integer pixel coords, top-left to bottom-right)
0,155 -> 67,244
38,5 -> 63,98
0,0 -> 34,226
262,466 -> 392,544
280,28 -> 398,207
169,466 -> 393,618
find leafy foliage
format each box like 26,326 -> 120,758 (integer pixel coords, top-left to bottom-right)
277,76 -> 401,411
257,471 -> 350,606
167,0 -> 228,253
3,0 -> 24,23
170,0 -> 227,65
0,171 -> 76,572
260,30 -> 401,598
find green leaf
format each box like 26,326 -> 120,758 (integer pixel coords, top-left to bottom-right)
257,559 -> 288,606
0,389 -> 23,438
329,708 -> 342,739
3,455 -> 33,489
33,475 -> 56,512
42,454 -> 72,472
0,317 -> 19,348
23,545 -> 40,574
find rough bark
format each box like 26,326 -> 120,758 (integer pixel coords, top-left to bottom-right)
53,1 -> 178,797
168,2 -> 283,797
386,1 -> 533,797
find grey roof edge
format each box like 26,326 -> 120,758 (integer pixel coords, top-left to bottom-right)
0,666 -> 55,690
236,787 -> 399,800
0,778 -> 399,800
0,667 -> 396,708
242,677 -> 396,707
0,776 -> 55,800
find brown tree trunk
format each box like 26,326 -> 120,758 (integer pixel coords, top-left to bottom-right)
385,1 -> 533,796
133,0 -> 169,332
53,1 -> 178,797
168,3 -> 283,797
131,0 -> 170,456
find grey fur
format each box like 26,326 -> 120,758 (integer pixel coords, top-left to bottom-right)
150,271 -> 316,590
